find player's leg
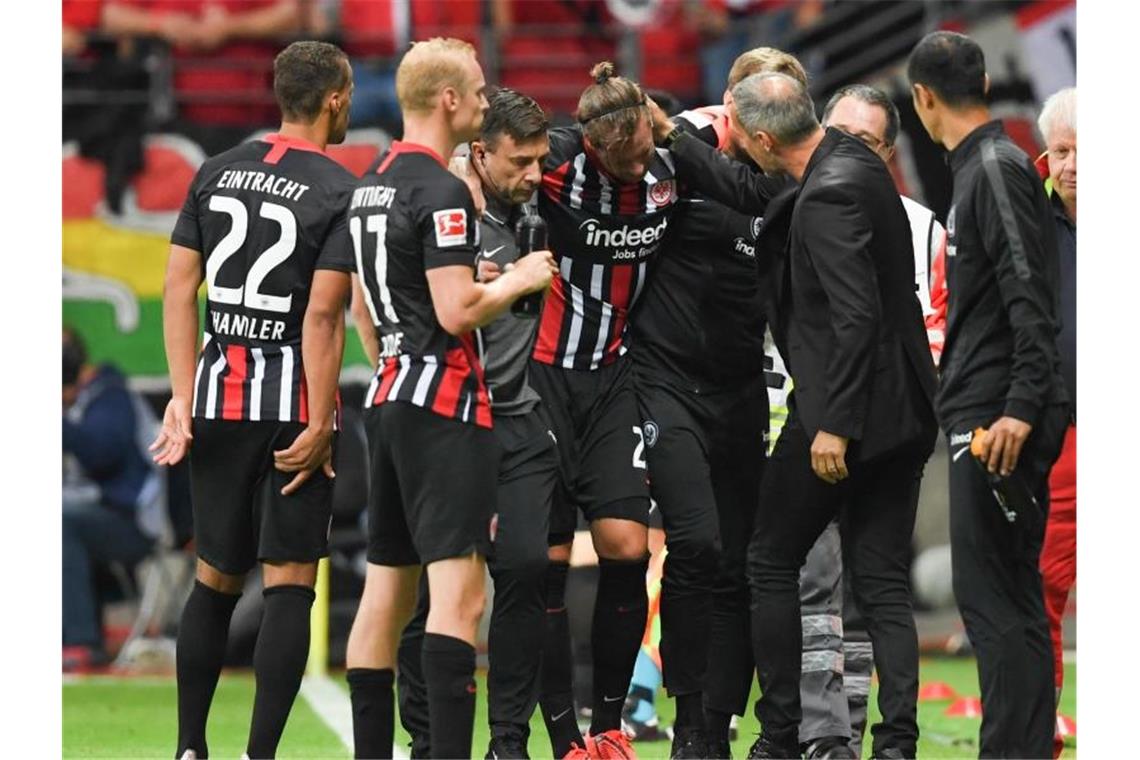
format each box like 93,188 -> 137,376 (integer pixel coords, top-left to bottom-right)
574,360 -> 651,757
422,553 -> 488,759
245,421 -> 340,758
1041,422 -> 1076,701
347,405 -> 422,759
396,575 -> 431,758
176,419 -> 258,759
485,413 -> 558,757
796,521 -> 853,758
637,383 -> 719,756
395,403 -> 500,760
703,380 -> 766,757
246,561 -> 319,759
347,563 -> 422,759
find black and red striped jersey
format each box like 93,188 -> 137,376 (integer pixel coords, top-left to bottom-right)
170,133 -> 356,424
351,141 -> 492,428
533,125 -> 680,371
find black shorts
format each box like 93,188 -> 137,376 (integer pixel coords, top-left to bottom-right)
364,402 -> 500,566
190,419 -> 335,575
635,373 -> 769,548
528,354 -> 650,543
487,408 -> 559,568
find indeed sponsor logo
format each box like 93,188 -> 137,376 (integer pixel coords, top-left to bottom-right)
578,218 -> 669,249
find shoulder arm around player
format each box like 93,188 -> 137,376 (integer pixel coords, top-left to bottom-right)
669,131 -> 776,215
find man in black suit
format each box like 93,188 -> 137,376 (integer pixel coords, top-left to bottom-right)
651,72 -> 938,759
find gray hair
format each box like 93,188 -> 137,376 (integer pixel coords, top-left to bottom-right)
731,72 -> 819,145
1038,87 -> 1076,143
821,83 -> 901,147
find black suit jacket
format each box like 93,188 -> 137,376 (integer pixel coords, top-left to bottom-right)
671,127 -> 938,463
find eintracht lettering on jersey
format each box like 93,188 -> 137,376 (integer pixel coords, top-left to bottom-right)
215,169 -> 310,202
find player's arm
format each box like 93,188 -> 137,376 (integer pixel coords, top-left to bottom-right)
350,273 -> 380,369
422,181 -> 556,335
427,258 -> 556,335
150,243 -> 202,466
275,270 -> 352,495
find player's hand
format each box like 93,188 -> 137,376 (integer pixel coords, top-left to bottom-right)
975,416 -> 1033,477
477,259 -> 503,283
810,430 -> 849,484
646,97 -> 676,145
512,250 -> 558,294
274,426 -> 335,496
150,397 -> 193,466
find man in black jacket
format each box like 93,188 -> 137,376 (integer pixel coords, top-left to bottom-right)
908,32 -> 1070,759
651,72 -> 938,758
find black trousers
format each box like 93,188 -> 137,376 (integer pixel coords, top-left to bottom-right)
947,403 -> 1068,759
635,374 -> 768,700
397,410 -> 558,751
747,413 -> 927,756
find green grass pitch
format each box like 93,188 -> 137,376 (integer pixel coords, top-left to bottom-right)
63,658 -> 1075,758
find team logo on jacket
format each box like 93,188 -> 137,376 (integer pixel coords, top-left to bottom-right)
433,208 -> 468,247
649,179 -> 675,206
643,420 -> 659,447
751,216 -> 764,239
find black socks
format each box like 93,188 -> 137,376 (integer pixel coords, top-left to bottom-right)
422,633 -> 477,760
175,581 -> 240,759
246,585 -> 315,758
539,561 -> 584,757
348,667 -> 395,759
590,556 -> 649,734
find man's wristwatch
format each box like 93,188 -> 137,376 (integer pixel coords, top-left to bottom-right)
660,124 -> 685,149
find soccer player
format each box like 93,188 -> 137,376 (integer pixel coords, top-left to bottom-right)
151,41 -> 358,760
628,49 -> 796,759
342,39 -> 557,760
355,87 -> 560,759
533,61 -> 681,760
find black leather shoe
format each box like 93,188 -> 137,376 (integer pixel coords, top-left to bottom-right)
486,732 -> 529,759
746,734 -> 801,759
870,749 -> 909,760
803,737 -> 856,759
707,739 -> 733,759
670,727 -> 710,759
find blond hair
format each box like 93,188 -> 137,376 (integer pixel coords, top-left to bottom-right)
727,47 -> 808,89
576,61 -> 648,146
396,37 -> 477,113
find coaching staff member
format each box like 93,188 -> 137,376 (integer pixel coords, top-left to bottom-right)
908,32 -> 1069,759
651,71 -> 938,758
343,38 -> 556,760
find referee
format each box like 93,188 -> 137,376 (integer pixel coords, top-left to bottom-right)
908,32 -> 1070,758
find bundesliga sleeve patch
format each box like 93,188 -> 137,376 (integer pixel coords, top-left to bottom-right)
433,208 -> 468,247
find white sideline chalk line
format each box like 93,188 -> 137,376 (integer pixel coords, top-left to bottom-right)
300,675 -> 409,759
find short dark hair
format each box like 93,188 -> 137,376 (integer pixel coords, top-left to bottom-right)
907,31 -> 987,108
822,84 -> 901,147
273,41 -> 350,122
63,326 -> 87,386
480,87 -> 550,148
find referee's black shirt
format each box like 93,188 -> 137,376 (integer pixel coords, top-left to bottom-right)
939,120 -> 1068,431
